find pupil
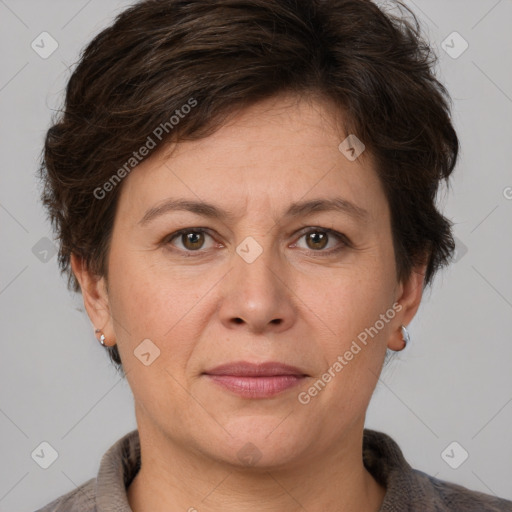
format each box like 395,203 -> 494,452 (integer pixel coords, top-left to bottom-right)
185,232 -> 202,249
309,232 -> 327,249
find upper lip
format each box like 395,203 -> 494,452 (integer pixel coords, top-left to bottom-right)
203,361 -> 308,377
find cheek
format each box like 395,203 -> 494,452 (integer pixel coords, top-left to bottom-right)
108,256 -> 161,335
301,274 -> 393,415
107,248 -> 216,365
298,248 -> 396,409
306,255 -> 395,345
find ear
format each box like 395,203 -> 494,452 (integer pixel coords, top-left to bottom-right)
387,263 -> 427,351
70,253 -> 115,346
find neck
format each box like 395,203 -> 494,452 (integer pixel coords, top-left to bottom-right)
127,419 -> 386,512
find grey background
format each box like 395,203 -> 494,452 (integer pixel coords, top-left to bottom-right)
1,0 -> 511,510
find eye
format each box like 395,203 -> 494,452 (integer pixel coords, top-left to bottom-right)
292,227 -> 349,254
165,228 -> 216,253
163,227 -> 350,256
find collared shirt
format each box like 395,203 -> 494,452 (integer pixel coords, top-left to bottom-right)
35,428 -> 512,511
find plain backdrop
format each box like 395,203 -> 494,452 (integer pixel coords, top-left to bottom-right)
0,0 -> 511,510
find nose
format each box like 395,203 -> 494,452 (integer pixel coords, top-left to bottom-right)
218,244 -> 296,334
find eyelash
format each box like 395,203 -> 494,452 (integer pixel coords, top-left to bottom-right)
162,227 -> 351,257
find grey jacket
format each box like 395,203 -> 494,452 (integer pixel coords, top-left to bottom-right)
35,428 -> 512,511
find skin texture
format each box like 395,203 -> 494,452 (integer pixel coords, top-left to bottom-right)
71,93 -> 426,512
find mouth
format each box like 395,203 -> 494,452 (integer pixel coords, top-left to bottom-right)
202,361 -> 308,399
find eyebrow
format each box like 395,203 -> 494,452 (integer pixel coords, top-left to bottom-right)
138,197 -> 369,226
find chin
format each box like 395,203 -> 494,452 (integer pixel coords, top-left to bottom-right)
204,415 -> 312,469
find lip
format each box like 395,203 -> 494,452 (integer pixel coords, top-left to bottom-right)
203,361 -> 307,377
202,361 -> 308,399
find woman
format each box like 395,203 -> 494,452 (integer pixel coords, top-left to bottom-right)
35,0 -> 512,510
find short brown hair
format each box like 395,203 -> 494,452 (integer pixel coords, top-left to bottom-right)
38,0 -> 459,373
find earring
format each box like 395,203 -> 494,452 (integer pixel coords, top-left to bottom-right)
400,324 -> 410,349
95,328 -> 106,346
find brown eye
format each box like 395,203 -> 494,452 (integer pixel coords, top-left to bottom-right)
166,229 -> 215,253
305,231 -> 329,250
181,231 -> 205,250
293,228 -> 349,255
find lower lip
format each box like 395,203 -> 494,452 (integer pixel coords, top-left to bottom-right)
205,375 -> 305,398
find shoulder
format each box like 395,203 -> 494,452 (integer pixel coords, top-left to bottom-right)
362,429 -> 512,511
33,477 -> 96,512
33,429 -> 140,512
411,468 -> 512,512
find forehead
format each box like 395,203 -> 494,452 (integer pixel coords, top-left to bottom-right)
115,95 -> 387,226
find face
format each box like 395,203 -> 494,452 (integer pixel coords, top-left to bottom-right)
76,94 -> 424,468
